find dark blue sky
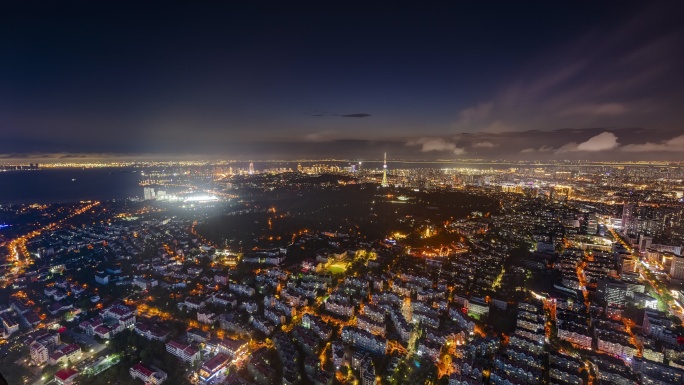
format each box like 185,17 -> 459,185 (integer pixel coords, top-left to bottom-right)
2,1 -> 684,161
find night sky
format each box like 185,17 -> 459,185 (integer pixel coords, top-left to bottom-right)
2,1 -> 684,161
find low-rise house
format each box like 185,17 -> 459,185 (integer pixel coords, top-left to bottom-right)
130,363 -> 167,384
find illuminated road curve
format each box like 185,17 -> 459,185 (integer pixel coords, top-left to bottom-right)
3,201 -> 100,282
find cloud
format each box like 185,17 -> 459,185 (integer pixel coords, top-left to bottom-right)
557,131 -> 619,152
304,130 -> 337,142
454,102 -> 513,133
520,145 -> 554,154
473,141 -> 497,148
407,137 -> 466,155
0,127 -> 676,162
521,145 -> 554,153
576,132 -> 619,151
556,142 -> 581,152
340,113 -> 371,118
452,3 -> 684,136
480,120 -> 515,133
560,103 -> 628,116
458,102 -> 493,125
502,62 -> 588,109
58,154 -> 89,158
303,112 -> 372,118
622,134 -> 684,152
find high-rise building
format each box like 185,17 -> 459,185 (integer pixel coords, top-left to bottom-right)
620,256 -> 636,275
670,255 -> 684,282
597,279 -> 627,306
622,203 -> 635,235
587,212 -> 597,235
143,187 -> 155,200
248,162 -> 255,175
638,234 -> 653,253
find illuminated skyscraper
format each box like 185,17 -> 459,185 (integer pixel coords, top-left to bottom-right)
671,255 -> 684,282
381,153 -> 388,187
248,162 -> 255,175
587,212 -> 597,235
622,203 -> 635,235
143,187 -> 155,200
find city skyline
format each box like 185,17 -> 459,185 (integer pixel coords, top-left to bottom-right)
2,1 -> 684,161
2,160 -> 684,385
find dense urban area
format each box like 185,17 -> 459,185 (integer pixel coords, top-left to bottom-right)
1,160 -> 684,385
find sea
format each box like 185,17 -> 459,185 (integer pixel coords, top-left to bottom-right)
0,161 -> 523,205
0,168 -> 143,205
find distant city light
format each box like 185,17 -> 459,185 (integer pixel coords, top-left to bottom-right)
183,195 -> 219,203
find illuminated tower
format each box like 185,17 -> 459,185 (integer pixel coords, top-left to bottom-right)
381,153 -> 389,187
248,162 -> 255,175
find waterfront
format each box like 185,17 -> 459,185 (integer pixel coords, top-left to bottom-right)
0,161 -> 511,205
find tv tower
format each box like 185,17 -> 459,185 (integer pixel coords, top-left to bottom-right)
381,152 -> 389,187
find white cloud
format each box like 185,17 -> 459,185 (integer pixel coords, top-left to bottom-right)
473,141 -> 497,148
466,4 -> 684,135
521,145 -> 554,153
560,102 -> 628,116
304,130 -> 336,142
557,132 -> 619,152
407,137 -> 466,155
480,120 -> 515,133
622,134 -> 684,152
576,132 -> 619,151
458,102 -> 493,125
556,142 -> 580,153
